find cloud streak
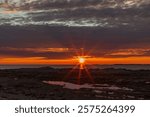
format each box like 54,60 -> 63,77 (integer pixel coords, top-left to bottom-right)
0,0 -> 150,27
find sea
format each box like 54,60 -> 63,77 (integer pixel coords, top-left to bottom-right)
0,64 -> 150,70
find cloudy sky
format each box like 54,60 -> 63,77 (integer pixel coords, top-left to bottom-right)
0,0 -> 150,64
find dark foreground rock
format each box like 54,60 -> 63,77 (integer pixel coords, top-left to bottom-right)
0,67 -> 150,100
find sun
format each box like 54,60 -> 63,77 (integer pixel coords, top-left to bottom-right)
77,57 -> 86,70
65,48 -> 93,84
78,57 -> 85,64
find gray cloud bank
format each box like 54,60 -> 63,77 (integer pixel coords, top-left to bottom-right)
0,0 -> 150,27
0,0 -> 150,59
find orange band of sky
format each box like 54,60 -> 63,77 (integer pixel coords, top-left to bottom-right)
0,56 -> 150,65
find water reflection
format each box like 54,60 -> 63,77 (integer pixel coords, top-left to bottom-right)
43,81 -> 133,91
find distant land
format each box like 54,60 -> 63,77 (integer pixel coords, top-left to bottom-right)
0,64 -> 150,70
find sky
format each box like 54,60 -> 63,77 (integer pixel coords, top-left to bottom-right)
0,0 -> 150,64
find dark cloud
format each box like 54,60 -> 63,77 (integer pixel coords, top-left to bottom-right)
0,0 -> 150,59
0,0 -> 150,28
0,25 -> 150,58
1,0 -> 149,10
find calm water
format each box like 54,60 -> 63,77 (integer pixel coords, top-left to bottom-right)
43,81 -> 133,91
0,64 -> 150,70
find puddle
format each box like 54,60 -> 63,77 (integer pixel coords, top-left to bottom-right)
146,82 -> 150,84
43,81 -> 133,92
43,81 -> 92,90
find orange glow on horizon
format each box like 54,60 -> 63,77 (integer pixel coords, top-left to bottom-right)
0,56 -> 150,65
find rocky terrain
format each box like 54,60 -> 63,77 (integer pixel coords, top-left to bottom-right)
0,67 -> 150,100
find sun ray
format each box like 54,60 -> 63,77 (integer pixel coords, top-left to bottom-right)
64,63 -> 79,80
84,65 -> 94,83
64,48 -> 94,84
78,68 -> 82,84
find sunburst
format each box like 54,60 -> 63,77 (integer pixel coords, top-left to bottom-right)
78,56 -> 86,69
65,48 -> 94,84
78,57 -> 85,64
